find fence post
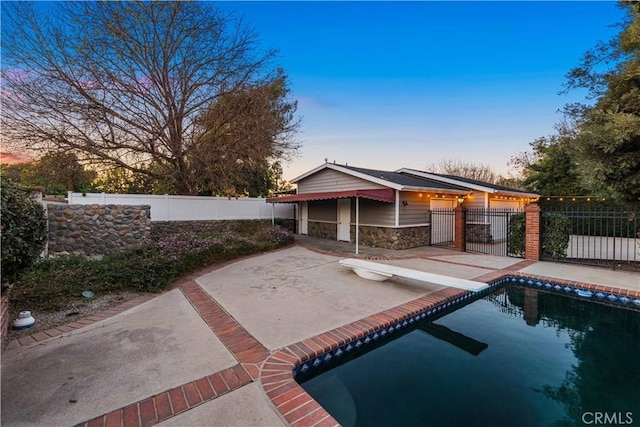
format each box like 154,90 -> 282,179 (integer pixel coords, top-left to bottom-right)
525,204 -> 541,261
454,205 -> 466,252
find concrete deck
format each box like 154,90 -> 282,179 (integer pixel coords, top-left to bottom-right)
2,235 -> 638,427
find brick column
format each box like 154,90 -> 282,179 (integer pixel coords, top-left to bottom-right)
1,294 -> 10,346
454,205 -> 466,252
525,204 -> 541,261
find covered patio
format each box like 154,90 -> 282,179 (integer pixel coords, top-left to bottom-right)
267,189 -> 395,254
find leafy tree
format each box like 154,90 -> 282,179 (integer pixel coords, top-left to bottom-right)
512,135 -> 589,196
93,168 -> 156,195
564,1 -> 640,201
0,162 -> 30,184
1,1 -> 300,195
190,70 -> 299,196
515,2 -> 640,201
1,153 -> 96,195
23,152 -> 97,195
0,174 -> 47,285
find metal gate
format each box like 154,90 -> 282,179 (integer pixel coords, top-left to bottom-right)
430,208 -> 455,248
465,208 -> 524,257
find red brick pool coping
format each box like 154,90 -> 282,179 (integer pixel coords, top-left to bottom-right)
258,269 -> 640,427
7,247 -> 639,427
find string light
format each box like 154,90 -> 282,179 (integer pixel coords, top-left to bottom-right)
540,196 -> 609,202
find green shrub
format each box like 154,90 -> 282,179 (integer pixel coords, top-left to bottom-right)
1,174 -> 48,285
100,246 -> 176,292
10,255 -> 101,310
10,225 -> 294,311
542,213 -> 571,260
507,213 -> 525,257
233,220 -> 266,235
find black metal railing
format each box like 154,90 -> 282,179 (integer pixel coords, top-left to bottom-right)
542,206 -> 640,270
429,208 -> 455,248
465,208 -> 524,257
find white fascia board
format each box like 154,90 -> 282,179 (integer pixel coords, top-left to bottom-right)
400,186 -> 468,195
290,163 -> 332,183
292,163 -> 403,190
493,190 -> 540,199
396,168 -> 498,193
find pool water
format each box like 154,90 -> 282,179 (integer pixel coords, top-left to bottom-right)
298,286 -> 640,427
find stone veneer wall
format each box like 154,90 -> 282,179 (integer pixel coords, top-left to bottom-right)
151,219 -> 294,240
48,204 -> 151,256
308,221 -> 337,240
466,223 -> 492,243
350,225 -> 430,250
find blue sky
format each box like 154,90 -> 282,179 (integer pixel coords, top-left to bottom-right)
217,1 -> 626,181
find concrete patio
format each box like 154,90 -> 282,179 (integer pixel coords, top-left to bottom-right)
2,236 -> 638,427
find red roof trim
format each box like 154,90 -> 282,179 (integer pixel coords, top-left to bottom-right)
267,189 -> 395,204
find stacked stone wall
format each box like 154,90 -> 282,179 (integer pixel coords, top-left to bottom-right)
151,219 -> 294,240
308,221 -> 337,240
48,204 -> 150,256
350,225 -> 430,250
466,223 -> 492,243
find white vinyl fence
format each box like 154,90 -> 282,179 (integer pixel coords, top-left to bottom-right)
67,192 -> 294,222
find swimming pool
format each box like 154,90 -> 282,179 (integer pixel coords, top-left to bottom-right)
296,285 -> 640,427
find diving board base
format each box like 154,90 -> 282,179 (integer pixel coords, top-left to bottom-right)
339,258 -> 489,292
352,267 -> 393,282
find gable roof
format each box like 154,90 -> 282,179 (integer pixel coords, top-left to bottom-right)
396,168 -> 539,198
291,163 -> 469,194
340,165 -> 470,191
291,163 -> 539,198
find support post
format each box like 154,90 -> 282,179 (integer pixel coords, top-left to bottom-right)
355,197 -> 360,255
395,190 -> 400,227
271,203 -> 275,226
454,205 -> 466,252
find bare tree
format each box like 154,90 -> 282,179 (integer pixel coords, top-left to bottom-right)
427,159 -> 498,183
1,1 -> 300,195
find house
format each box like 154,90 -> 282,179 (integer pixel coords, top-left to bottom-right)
267,162 -> 539,250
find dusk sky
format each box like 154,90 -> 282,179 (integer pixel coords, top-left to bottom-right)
1,2 -> 626,183
216,1 -> 625,181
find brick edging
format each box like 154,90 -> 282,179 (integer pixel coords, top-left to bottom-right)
3,244 -> 296,352
259,286 -> 465,427
75,364 -> 253,427
3,294 -> 158,351
258,267 -> 640,427
179,280 -> 270,365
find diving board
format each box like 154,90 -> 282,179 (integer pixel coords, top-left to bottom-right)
339,258 -> 489,292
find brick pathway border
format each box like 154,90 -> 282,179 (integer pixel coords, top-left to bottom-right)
74,280 -> 269,427
259,266 -> 640,427
76,364 -> 253,427
9,243 -> 640,427
4,294 -> 158,351
260,286 -> 465,427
